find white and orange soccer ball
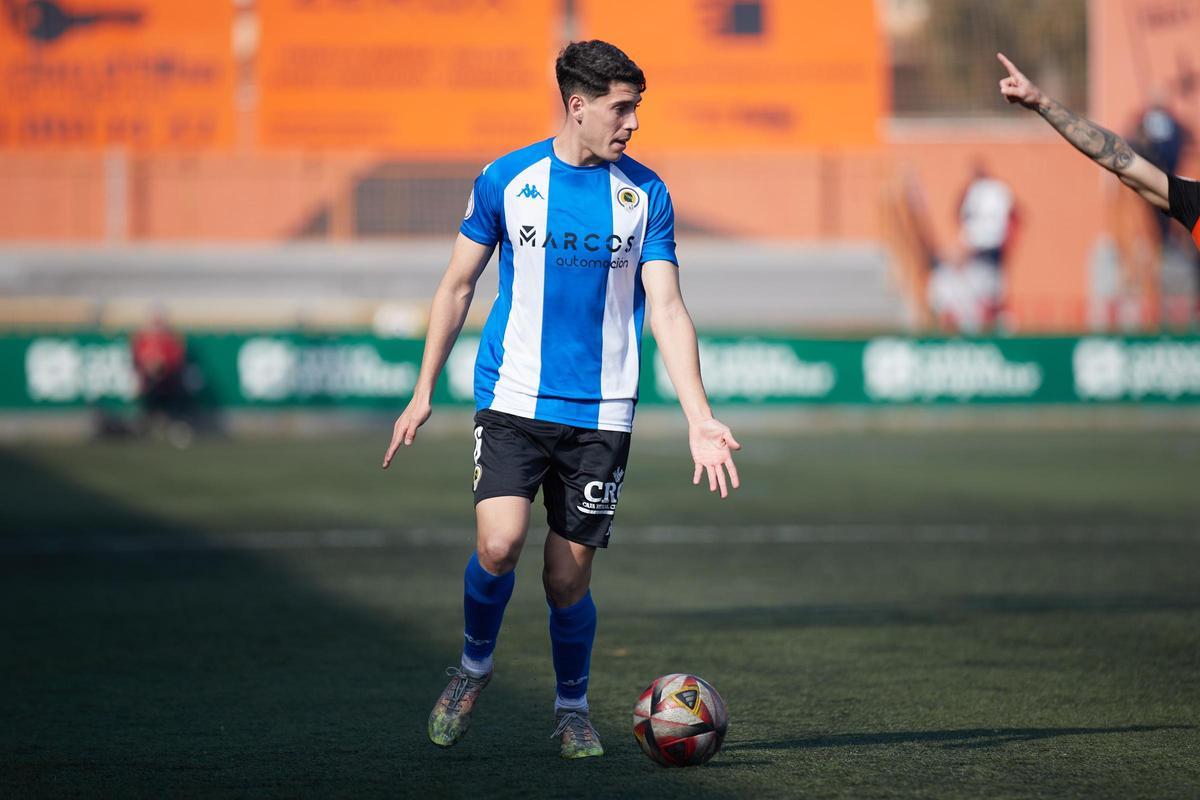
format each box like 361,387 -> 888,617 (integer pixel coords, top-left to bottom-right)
632,673 -> 729,767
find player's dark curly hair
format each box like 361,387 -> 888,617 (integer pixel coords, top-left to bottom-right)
555,40 -> 646,107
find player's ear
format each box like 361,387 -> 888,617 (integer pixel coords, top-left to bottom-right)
569,94 -> 585,123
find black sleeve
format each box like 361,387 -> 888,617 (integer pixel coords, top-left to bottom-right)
1168,174 -> 1200,231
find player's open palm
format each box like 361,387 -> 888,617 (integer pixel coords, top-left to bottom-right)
382,397 -> 432,468
997,53 -> 1043,109
689,418 -> 741,499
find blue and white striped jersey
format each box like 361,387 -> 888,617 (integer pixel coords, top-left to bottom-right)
460,138 -> 677,432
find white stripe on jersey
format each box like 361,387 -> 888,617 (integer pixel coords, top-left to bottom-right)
596,165 -> 649,431
491,157 -> 551,418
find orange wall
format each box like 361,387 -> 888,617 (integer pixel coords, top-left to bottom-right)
0,154 -> 106,240
0,132 -> 1111,330
648,150 -> 885,240
129,154 -> 375,240
1,1 -> 1180,332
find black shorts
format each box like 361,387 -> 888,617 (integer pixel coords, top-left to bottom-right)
472,409 -> 631,548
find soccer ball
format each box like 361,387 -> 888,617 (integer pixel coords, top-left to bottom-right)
632,673 -> 728,767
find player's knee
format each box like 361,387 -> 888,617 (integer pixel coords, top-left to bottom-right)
477,537 -> 520,575
542,565 -> 588,607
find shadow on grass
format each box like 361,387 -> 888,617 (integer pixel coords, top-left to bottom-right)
0,449 -> 475,796
0,448 -> 742,799
724,724 -> 1197,752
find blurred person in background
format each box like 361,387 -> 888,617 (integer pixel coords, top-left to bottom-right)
955,159 -> 1017,328
381,40 -> 740,760
1129,95 -> 1191,251
903,163 -> 1007,336
998,53 -> 1200,257
1128,96 -> 1199,318
130,310 -> 194,447
1129,94 -> 1189,186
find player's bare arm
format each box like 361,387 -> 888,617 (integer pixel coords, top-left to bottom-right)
382,234 -> 494,467
642,261 -> 741,499
997,52 -> 1169,211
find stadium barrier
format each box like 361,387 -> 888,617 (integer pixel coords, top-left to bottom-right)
4,332 -> 1200,410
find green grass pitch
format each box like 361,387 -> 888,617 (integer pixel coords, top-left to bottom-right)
2,418 -> 1198,798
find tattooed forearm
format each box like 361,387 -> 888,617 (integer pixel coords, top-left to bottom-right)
1037,98 -> 1134,172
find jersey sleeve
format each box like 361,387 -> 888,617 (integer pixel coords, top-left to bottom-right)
1168,174 -> 1200,232
459,164 -> 503,246
640,182 -> 678,266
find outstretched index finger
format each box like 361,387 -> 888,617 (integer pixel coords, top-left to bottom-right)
996,52 -> 1022,79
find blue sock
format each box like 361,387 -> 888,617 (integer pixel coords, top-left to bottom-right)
462,553 -> 515,673
548,591 -> 597,707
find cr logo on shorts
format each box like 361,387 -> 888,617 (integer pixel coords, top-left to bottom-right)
578,467 -> 624,516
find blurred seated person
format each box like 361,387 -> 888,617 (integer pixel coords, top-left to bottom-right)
130,311 -> 193,444
927,248 -> 1001,336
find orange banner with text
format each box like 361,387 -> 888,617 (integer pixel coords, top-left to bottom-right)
257,0 -> 559,153
0,1 -> 234,150
577,0 -> 883,151
1091,0 -> 1200,145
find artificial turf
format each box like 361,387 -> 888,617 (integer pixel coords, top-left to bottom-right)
2,420 -> 1198,798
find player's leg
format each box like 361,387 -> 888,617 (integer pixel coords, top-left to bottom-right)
428,411 -> 547,748
543,530 -> 598,701
540,426 -> 630,758
543,530 -> 603,759
429,497 -> 529,747
462,496 -> 529,677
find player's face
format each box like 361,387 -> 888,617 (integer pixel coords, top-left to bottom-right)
578,82 -> 641,162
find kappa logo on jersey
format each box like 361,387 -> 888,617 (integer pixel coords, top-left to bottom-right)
515,183 -> 545,200
616,186 -> 641,211
578,467 -> 625,516
463,189 -> 475,220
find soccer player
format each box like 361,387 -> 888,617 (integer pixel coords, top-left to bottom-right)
381,40 -> 741,759
997,52 -> 1200,246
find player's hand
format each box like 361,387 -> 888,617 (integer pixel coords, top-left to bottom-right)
997,53 -> 1044,110
688,418 -> 741,499
382,397 -> 432,468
